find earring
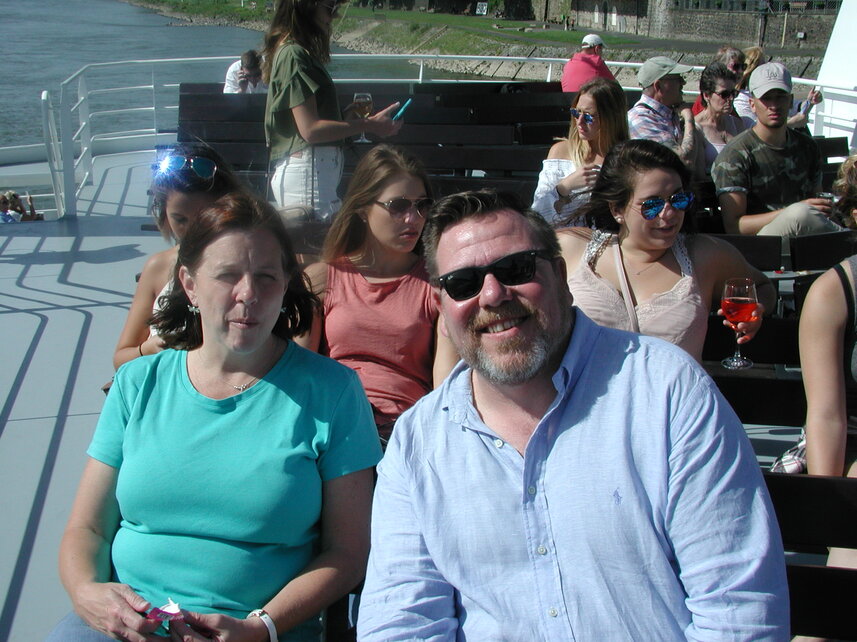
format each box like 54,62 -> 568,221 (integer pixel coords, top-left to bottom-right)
187,304 -> 200,314
615,217 -> 624,224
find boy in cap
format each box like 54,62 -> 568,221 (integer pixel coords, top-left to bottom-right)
627,56 -> 700,172
712,61 -> 840,239
560,33 -> 615,93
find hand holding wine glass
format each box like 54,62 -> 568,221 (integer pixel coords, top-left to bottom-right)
353,92 -> 373,143
720,277 -> 759,370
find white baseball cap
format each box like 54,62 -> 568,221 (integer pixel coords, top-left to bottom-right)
581,34 -> 605,48
749,62 -> 792,97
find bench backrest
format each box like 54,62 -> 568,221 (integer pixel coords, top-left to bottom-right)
789,230 -> 857,271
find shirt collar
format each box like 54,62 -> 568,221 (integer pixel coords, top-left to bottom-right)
638,93 -> 675,119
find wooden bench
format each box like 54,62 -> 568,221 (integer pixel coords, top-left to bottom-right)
789,230 -> 857,271
764,472 -> 857,639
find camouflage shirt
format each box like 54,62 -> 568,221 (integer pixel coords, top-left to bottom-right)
711,128 -> 820,214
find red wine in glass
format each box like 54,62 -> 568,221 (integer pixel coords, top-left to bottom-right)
721,278 -> 757,370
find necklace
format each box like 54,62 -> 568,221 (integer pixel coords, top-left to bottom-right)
229,376 -> 259,392
631,261 -> 658,276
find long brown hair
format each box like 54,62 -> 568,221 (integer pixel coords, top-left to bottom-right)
321,144 -> 433,262
262,0 -> 338,82
564,78 -> 629,167
153,192 -> 318,347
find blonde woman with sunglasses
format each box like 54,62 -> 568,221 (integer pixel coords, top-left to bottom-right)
531,77 -> 628,228
112,144 -> 244,368
262,0 -> 401,220
296,145 -> 457,443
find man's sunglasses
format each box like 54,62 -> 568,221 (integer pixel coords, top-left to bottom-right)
435,249 -> 554,301
640,192 -> 694,220
375,197 -> 433,218
570,108 -> 596,124
712,89 -> 738,100
155,155 -> 218,180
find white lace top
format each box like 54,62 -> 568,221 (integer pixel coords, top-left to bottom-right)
531,158 -> 590,228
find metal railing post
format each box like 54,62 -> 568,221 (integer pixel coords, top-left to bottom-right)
58,82 -> 78,217
78,75 -> 93,186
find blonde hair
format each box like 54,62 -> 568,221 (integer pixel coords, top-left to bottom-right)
834,154 -> 857,229
563,78 -> 629,167
322,145 -> 432,262
739,46 -> 766,90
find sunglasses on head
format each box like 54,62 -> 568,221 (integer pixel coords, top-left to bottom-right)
640,192 -> 694,220
375,197 -> 433,218
155,155 -> 217,180
570,108 -> 596,124
435,249 -> 554,301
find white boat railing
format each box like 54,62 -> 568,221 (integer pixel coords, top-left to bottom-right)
39,54 -> 857,218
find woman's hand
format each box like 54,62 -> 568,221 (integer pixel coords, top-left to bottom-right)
139,334 -> 166,357
718,301 -> 765,344
362,103 -> 403,138
72,581 -> 161,641
557,164 -> 600,194
169,611 -> 268,642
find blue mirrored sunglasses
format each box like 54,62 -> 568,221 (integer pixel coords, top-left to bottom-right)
640,192 -> 694,220
570,108 -> 595,124
155,155 -> 217,180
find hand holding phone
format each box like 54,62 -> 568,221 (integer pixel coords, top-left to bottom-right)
392,98 -> 412,121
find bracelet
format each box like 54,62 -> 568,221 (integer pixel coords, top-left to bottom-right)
137,343 -> 144,357
247,609 -> 277,642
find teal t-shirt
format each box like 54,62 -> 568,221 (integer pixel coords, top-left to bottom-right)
265,43 -> 341,162
87,343 -> 381,640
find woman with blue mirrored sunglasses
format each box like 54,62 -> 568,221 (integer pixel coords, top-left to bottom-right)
558,139 -> 775,363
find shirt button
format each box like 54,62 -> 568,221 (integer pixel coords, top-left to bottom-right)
527,485 -> 536,495
494,438 -> 504,448
548,607 -> 559,617
537,545 -> 547,555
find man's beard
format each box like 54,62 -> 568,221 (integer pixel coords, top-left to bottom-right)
458,300 -> 572,386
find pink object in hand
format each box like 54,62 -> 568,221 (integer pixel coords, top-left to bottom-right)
147,598 -> 184,621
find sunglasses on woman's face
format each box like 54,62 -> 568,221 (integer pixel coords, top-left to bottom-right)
435,249 -> 554,301
712,89 -> 738,100
375,197 -> 433,218
570,108 -> 596,124
156,155 -> 218,180
640,192 -> 694,220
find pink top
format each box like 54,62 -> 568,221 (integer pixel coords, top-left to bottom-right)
323,257 -> 437,425
560,52 -> 615,93
567,231 -> 709,361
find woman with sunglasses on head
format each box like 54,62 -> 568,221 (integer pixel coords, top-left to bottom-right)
262,0 -> 402,219
112,144 -> 244,369
531,77 -> 628,228
694,62 -> 745,175
295,145 -> 457,443
558,139 -> 774,362
50,193 -> 381,642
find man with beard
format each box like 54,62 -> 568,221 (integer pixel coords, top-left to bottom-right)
713,62 -> 840,239
357,190 -> 788,640
627,56 -> 700,173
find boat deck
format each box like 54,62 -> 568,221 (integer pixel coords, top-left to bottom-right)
0,149 -> 804,641
0,150 -> 168,641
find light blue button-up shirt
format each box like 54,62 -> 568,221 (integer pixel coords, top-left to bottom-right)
358,311 -> 789,641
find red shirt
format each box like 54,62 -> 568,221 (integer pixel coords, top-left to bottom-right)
560,52 -> 615,92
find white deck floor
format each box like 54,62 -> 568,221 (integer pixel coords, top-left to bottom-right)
0,151 -> 169,641
0,149 -> 805,641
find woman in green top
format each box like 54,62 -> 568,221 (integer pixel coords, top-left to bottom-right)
262,0 -> 402,220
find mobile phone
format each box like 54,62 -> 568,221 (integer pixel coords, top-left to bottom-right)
392,98 -> 413,121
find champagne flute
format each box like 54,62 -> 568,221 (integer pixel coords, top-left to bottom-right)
720,277 -> 758,370
353,92 -> 373,143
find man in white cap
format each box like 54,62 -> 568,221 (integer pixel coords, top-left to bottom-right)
627,56 -> 699,171
712,61 -> 840,239
560,33 -> 615,93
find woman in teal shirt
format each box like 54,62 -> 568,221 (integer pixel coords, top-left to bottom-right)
262,0 -> 401,219
49,192 -> 382,641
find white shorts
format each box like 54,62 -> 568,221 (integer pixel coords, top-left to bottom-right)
270,146 -> 344,221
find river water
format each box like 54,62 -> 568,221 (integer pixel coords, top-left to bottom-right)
3,0 -> 461,148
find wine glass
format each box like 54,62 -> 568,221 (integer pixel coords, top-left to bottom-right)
720,277 -> 758,370
353,92 -> 373,143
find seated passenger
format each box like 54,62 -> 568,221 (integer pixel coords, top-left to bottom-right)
48,193 -> 381,642
224,49 -> 268,94
694,62 -> 745,175
4,190 -> 41,221
296,145 -> 457,443
531,78 -> 628,228
0,193 -> 17,223
691,45 -> 746,116
797,156 -> 857,579
559,139 -> 775,362
112,144 -> 244,368
713,62 -> 841,240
